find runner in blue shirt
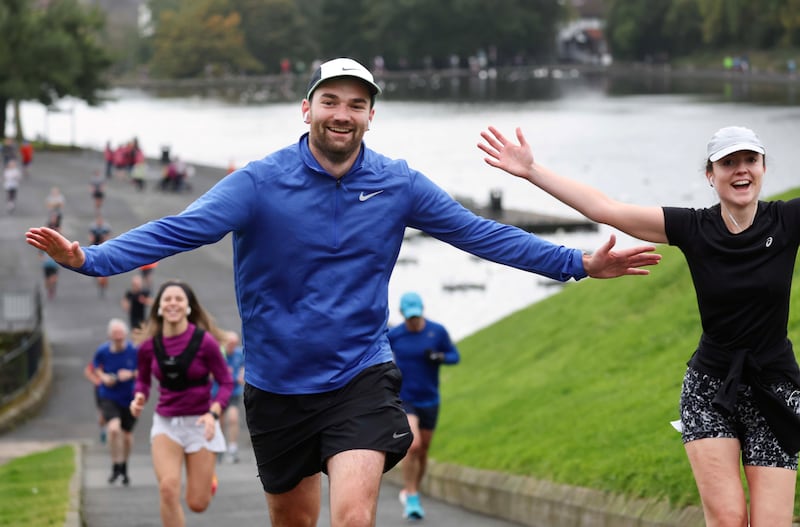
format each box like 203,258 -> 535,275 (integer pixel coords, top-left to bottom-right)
211,330 -> 245,463
89,318 -> 138,485
389,292 -> 459,520
26,57 -> 660,526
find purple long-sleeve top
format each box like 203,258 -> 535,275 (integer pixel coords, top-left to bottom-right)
135,323 -> 233,417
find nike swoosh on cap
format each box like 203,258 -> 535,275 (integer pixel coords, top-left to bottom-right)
359,190 -> 384,202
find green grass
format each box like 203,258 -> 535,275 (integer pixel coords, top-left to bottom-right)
435,187 -> 800,512
0,445 -> 75,527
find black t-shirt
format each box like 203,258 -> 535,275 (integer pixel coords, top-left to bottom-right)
664,199 -> 800,355
125,289 -> 150,329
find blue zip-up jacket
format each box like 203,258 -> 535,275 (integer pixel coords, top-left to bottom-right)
75,134 -> 586,395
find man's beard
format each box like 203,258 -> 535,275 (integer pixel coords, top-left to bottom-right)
310,124 -> 364,164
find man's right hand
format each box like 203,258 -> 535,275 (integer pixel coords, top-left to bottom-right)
25,227 -> 86,268
426,350 -> 445,364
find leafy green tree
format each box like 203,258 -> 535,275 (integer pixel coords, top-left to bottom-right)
149,0 -> 262,78
779,0 -> 800,46
230,0 -> 316,74
662,0 -> 704,57
0,0 -> 112,141
316,0 -> 372,65
359,0 -> 565,69
606,0 -> 675,61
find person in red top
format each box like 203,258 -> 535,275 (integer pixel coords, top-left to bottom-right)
19,140 -> 33,177
130,279 -> 232,527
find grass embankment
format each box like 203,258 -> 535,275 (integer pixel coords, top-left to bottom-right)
0,445 -> 74,526
435,187 -> 800,513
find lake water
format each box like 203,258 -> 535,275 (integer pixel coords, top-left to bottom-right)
14,73 -> 800,339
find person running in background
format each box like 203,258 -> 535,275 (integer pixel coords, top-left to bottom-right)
388,292 -> 460,521
41,252 -> 59,300
121,274 -> 152,333
87,318 -> 139,485
88,213 -> 111,297
45,186 -> 65,232
131,160 -> 148,191
4,159 -> 21,213
479,125 -> 800,527
25,57 -> 660,527
19,140 -> 33,178
89,169 -> 105,211
104,141 -> 114,179
129,280 -> 233,527
139,262 -> 158,290
2,137 -> 18,166
84,360 -> 107,444
211,331 -> 245,464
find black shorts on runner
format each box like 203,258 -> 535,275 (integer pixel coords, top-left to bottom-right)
245,361 -> 413,494
680,366 -> 800,469
402,402 -> 440,431
98,398 -> 137,432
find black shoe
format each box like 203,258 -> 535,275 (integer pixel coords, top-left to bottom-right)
108,463 -> 121,484
121,474 -> 130,486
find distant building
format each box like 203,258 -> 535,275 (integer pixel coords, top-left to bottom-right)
557,1 -> 611,65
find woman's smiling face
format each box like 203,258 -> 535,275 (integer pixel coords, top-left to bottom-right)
159,285 -> 190,323
708,150 -> 765,207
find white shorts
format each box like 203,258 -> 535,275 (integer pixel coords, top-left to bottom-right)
151,413 -> 226,454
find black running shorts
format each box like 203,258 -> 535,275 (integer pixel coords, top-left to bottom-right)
680,366 -> 800,469
245,361 -> 413,494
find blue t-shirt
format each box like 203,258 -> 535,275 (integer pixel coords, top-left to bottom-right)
212,345 -> 244,398
92,341 -> 138,407
388,319 -> 459,407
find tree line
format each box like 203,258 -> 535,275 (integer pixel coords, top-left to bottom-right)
140,0 -> 565,78
606,0 -> 800,61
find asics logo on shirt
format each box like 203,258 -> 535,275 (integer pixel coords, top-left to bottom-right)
359,190 -> 384,202
766,236 -> 773,247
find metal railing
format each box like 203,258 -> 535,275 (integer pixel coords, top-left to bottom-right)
0,290 -> 44,407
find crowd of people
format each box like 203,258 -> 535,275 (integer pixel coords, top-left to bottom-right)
19,54 -> 800,527
5,131 -> 246,526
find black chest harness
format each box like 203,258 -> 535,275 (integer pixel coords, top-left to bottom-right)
153,328 -> 208,391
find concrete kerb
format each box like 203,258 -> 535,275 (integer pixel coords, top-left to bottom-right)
66,442 -> 84,527
384,460 -> 706,527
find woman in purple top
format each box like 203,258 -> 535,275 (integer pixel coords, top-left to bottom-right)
130,279 -> 233,527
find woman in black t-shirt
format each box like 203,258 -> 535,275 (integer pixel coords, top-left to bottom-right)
479,125 -> 800,527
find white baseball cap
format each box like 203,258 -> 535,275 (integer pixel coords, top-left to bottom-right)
306,58 -> 382,101
707,126 -> 765,162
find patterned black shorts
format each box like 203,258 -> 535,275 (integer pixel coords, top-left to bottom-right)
679,366 -> 800,469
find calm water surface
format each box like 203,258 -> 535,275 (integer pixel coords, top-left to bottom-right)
17,75 -> 800,339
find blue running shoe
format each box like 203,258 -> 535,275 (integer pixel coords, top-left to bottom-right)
403,493 -> 424,520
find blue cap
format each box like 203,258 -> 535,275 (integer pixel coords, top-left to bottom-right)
400,292 -> 424,318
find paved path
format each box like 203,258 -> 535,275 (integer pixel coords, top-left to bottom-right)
0,149 -> 522,526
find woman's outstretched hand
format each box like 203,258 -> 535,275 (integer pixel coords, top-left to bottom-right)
583,234 -> 661,278
478,126 -> 535,180
25,227 -> 86,268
